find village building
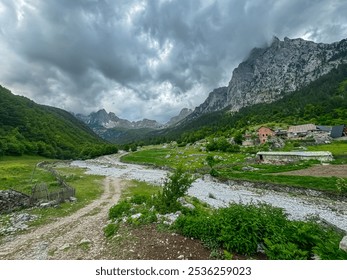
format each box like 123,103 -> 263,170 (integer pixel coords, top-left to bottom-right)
330,125 -> 347,138
257,126 -> 275,144
287,124 -> 316,139
274,129 -> 288,139
256,151 -> 333,163
316,125 -> 332,134
242,133 -> 255,146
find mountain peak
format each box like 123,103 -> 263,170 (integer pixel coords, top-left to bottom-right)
187,37 -> 347,120
166,108 -> 193,126
226,37 -> 347,112
77,110 -> 163,130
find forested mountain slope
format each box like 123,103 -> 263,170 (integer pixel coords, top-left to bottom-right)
145,63 -> 347,144
0,85 -> 117,159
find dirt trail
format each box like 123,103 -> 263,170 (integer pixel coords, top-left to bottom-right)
0,177 -> 123,260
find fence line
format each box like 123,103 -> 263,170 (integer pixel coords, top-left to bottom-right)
30,162 -> 76,204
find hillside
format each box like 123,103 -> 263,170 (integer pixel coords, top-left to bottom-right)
0,85 -> 118,159
188,37 -> 347,120
142,63 -> 347,144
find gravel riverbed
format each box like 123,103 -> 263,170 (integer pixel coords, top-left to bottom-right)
72,154 -> 347,233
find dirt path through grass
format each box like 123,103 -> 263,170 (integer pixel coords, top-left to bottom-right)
0,177 -> 123,260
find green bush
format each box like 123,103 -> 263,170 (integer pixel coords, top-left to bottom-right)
313,230 -> 347,260
206,137 -> 240,153
153,166 -> 195,213
214,203 -> 288,255
130,194 -> 150,205
174,213 -> 220,243
174,202 -> 347,259
127,208 -> 158,226
264,239 -> 308,260
104,223 -> 119,237
109,200 -> 132,219
336,177 -> 347,193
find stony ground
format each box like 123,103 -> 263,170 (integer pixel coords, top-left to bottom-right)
0,177 -> 216,260
102,224 -> 214,260
1,154 -> 347,260
0,177 -> 123,259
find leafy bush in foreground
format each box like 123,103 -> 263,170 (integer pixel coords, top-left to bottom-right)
104,223 -> 119,238
108,200 -> 132,219
174,202 -> 347,260
153,166 -> 195,213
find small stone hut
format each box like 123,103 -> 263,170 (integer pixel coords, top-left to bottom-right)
287,124 -> 316,138
256,151 -> 333,163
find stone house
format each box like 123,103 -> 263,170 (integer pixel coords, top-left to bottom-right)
274,129 -> 288,140
287,124 -> 316,139
257,126 -> 275,144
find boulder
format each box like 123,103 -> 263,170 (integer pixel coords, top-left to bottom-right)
339,236 -> 347,252
177,197 -> 195,210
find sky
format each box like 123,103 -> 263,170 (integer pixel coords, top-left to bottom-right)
1,0 -> 347,123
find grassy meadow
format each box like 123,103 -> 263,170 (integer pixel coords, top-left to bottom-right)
121,142 -> 347,195
0,156 -> 104,231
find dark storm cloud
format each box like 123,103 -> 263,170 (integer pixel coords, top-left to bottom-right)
0,0 -> 347,122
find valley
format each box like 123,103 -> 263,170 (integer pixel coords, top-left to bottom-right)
1,146 -> 347,260
1,35 -> 347,260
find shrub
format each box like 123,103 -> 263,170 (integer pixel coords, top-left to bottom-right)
128,208 -> 158,226
130,194 -> 150,205
109,200 -> 132,220
336,177 -> 347,193
206,137 -> 240,153
264,239 -> 308,260
104,223 -> 119,238
154,166 -> 195,213
173,202 -> 347,259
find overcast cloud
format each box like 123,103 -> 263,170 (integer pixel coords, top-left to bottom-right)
1,0 -> 347,122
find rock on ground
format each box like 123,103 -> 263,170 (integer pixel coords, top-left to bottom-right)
339,236 -> 347,252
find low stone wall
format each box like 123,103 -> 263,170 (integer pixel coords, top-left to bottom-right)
256,151 -> 334,163
0,190 -> 31,214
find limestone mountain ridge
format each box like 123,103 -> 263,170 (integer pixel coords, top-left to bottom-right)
187,36 -> 347,120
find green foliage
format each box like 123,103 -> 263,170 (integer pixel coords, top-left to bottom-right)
121,148 -> 171,167
135,63 -> 347,145
0,85 -> 118,159
174,202 -> 347,259
264,239 -> 308,260
206,137 -> 240,153
109,200 -> 132,220
130,194 -> 150,205
233,131 -> 244,145
104,223 -> 120,238
127,208 -> 158,226
205,155 -> 216,168
206,155 -> 220,177
223,250 -> 233,260
154,166 -> 195,213
121,145 -> 343,194
1,159 -> 105,229
335,177 -> 347,193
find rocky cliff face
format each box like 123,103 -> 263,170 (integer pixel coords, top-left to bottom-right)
191,37 -> 347,117
166,108 -> 193,126
193,87 -> 228,115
